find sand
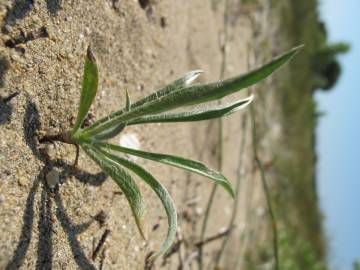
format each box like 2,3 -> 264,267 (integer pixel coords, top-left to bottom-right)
0,0 -> 283,269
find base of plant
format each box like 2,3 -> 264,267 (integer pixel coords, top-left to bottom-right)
39,132 -> 80,166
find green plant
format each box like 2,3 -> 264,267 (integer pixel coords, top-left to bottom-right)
40,45 -> 302,260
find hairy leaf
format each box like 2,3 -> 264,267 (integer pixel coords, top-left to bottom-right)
82,143 -> 146,238
83,70 -> 203,136
93,123 -> 126,141
92,141 -> 235,198
82,46 -> 302,137
131,69 -> 203,109
95,146 -> 177,260
72,47 -> 99,134
127,96 -> 253,125
125,89 -> 131,111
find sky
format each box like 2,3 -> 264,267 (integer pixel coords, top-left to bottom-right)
316,0 -> 360,269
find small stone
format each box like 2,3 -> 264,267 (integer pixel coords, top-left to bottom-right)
31,15 -> 42,26
46,25 -> 56,41
18,176 -> 27,187
17,44 -> 26,53
46,169 -> 59,189
195,207 -> 203,216
11,53 -> 22,63
46,144 -> 57,159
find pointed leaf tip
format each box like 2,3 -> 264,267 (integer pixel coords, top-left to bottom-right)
71,46 -> 99,134
293,44 -> 305,52
93,147 -> 177,261
281,44 -> 305,62
82,144 -> 147,238
93,141 -> 236,199
87,46 -> 96,63
184,70 -> 203,85
127,95 -> 254,125
125,89 -> 131,111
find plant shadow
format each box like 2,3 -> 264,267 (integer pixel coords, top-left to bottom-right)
0,57 -> 15,125
46,0 -> 62,15
5,100 -> 107,269
0,56 -> 9,87
0,93 -> 16,125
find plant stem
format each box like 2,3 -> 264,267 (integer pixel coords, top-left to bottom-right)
198,182 -> 218,270
39,132 -> 80,166
198,1 -> 230,269
195,228 -> 231,247
214,114 -> 248,266
250,104 -> 279,270
39,132 -> 74,145
92,229 -> 111,260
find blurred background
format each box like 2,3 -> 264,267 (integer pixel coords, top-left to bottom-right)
316,0 -> 360,269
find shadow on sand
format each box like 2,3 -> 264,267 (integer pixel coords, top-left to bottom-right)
5,100 -> 107,270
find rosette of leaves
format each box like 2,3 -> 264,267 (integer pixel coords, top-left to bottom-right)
40,45 -> 302,260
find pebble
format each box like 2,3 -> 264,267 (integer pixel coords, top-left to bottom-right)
46,169 -> 60,189
195,207 -> 203,216
46,25 -> 56,41
31,15 -> 42,26
45,144 -> 57,160
18,176 -> 27,187
11,53 -> 23,63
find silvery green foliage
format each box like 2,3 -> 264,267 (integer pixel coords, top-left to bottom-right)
69,45 -> 303,260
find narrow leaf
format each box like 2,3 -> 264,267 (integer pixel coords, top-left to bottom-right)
95,146 -> 177,260
127,96 -> 253,125
81,143 -> 146,238
125,89 -> 131,111
93,123 -> 126,141
93,141 -> 235,198
126,45 -> 303,111
131,69 -> 203,109
84,70 -> 203,135
72,47 -> 99,134
82,46 -> 302,137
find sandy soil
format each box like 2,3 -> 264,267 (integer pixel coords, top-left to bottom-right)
0,0 -> 282,269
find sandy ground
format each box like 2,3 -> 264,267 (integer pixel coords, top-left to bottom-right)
0,0 -> 283,269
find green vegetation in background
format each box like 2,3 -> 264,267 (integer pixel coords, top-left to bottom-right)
269,0 -> 349,269
278,228 -> 329,270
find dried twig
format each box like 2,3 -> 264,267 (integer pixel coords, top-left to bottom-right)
195,228 -> 231,248
92,229 -> 111,261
